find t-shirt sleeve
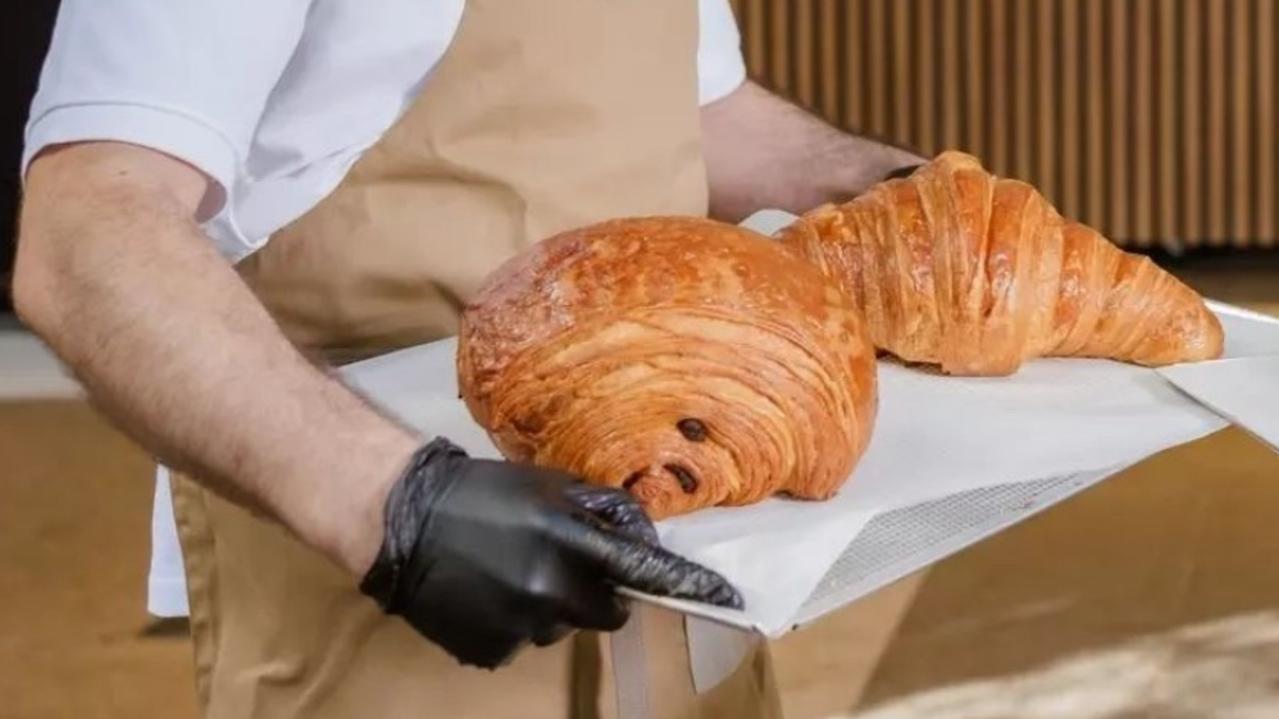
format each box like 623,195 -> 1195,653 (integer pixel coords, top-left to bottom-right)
696,0 -> 748,106
22,0 -> 315,221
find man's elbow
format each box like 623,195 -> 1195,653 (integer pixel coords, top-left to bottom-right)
13,143 -> 207,338
14,151 -> 93,336
13,166 -> 106,340
11,208 -> 65,339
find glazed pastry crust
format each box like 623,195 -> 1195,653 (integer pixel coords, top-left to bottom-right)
458,217 -> 877,519
781,151 -> 1224,375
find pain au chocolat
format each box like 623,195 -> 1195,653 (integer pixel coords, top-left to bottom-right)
458,217 -> 876,519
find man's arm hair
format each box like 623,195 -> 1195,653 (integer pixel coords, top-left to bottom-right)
13,141 -> 418,575
701,80 -> 925,222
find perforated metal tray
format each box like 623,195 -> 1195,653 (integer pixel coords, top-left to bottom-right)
791,467 -> 1124,629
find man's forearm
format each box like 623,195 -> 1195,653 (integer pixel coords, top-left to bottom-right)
701,81 -> 924,222
14,143 -> 417,575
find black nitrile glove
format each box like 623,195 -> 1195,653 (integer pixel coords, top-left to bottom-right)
360,438 -> 744,669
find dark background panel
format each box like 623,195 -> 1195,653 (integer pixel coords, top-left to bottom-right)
2,1 -> 61,313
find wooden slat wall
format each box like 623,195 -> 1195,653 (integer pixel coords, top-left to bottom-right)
729,0 -> 1279,250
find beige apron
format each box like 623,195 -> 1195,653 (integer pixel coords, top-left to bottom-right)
171,1 -> 781,717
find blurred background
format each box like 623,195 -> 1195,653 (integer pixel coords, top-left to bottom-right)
727,0 -> 1276,253
3,2 -> 1279,718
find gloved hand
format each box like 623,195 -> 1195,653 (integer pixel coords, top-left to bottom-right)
360,437 -> 743,669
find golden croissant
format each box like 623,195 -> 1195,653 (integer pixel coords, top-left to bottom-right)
780,151 -> 1224,376
458,217 -> 877,519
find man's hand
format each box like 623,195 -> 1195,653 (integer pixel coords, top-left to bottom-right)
701,81 -> 925,222
362,438 -> 743,669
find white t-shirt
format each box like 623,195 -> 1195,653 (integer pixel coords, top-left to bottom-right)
24,0 -> 747,617
25,0 -> 746,262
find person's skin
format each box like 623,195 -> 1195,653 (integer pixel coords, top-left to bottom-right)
15,143 -> 414,576
13,80 -> 920,581
703,81 -> 924,221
